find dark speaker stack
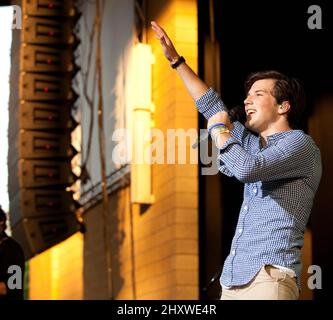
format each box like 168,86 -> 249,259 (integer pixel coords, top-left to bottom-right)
8,0 -> 81,260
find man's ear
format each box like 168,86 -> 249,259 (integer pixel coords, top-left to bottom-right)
278,101 -> 291,114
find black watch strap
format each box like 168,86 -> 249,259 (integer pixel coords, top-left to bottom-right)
171,56 -> 185,69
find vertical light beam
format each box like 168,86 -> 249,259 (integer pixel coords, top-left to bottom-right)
0,6 -> 13,212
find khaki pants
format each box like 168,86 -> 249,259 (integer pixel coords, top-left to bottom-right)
220,265 -> 299,300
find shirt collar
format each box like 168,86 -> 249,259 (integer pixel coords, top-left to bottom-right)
266,130 -> 297,145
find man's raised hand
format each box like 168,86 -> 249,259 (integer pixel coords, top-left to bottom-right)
151,21 -> 180,63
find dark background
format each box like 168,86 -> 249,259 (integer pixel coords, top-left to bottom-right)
216,0 -> 333,121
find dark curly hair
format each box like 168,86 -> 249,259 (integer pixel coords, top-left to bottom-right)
244,70 -> 306,129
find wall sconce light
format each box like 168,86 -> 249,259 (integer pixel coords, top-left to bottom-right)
129,43 -> 155,204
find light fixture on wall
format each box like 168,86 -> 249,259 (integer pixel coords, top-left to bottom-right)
129,43 -> 155,204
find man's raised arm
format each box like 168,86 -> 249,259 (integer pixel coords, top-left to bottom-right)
151,21 -> 209,101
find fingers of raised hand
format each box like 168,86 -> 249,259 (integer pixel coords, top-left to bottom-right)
151,21 -> 170,41
151,22 -> 162,36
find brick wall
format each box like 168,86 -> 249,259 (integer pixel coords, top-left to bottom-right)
134,0 -> 199,299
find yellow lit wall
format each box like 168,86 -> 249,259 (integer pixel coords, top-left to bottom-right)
83,0 -> 199,300
133,0 -> 199,299
29,232 -> 83,300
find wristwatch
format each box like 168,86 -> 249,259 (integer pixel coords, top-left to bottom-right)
171,56 -> 185,69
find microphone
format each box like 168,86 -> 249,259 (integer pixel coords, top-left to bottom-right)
192,105 -> 244,149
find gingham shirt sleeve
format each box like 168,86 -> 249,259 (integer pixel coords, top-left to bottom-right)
195,87 -> 228,118
195,88 -> 257,151
217,158 -> 235,177
218,131 -> 316,183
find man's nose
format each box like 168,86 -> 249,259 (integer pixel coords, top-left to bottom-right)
244,96 -> 253,105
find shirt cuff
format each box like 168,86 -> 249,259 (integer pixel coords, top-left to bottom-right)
218,162 -> 234,177
218,136 -> 239,151
195,87 -> 228,119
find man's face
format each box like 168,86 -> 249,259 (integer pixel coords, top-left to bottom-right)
244,79 -> 280,134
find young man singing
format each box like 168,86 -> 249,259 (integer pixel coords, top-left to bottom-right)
151,21 -> 322,300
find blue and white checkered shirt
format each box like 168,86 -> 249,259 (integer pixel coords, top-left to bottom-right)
196,88 -> 322,289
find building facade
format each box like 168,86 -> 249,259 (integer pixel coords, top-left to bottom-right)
27,0 -> 200,300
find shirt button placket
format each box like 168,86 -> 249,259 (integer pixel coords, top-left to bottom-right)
238,205 -> 248,236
